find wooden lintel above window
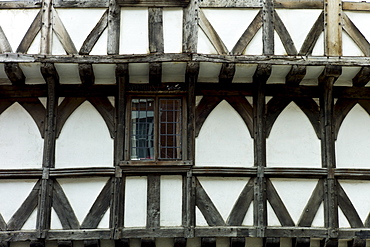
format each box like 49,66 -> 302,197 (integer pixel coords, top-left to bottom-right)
117,0 -> 190,7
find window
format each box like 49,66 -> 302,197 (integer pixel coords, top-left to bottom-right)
129,97 -> 183,161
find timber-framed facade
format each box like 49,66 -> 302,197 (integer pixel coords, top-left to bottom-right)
0,0 -> 370,246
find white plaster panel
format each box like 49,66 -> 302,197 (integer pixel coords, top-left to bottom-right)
201,9 -> 259,52
124,176 -> 147,227
93,64 -> 116,84
51,208 -> 63,229
57,177 -> 109,224
339,207 -> 350,228
56,101 -> 113,168
0,179 -> 37,223
196,96 -> 203,107
244,28 -> 263,55
267,65 -> 291,84
242,203 -> 253,226
0,9 -> 39,52
270,179 -> 318,224
98,208 -> 110,228
160,176 -> 182,226
339,180 -> 370,224
197,27 -> 218,54
311,32 -> 324,56
198,177 -> 250,222
267,102 -> 321,168
267,201 -> 281,226
54,63 -> 80,84
301,66 -> 324,85
345,11 -> 370,48
196,207 -> 208,226
336,104 -> 370,168
55,9 -> 107,52
311,203 -> 324,227
275,9 -> 322,53
27,32 -> 41,54
163,8 -> 183,53
52,33 -> 67,55
198,62 -> 222,82
0,103 -> 43,169
195,100 -> 254,167
342,30 -> 364,57
20,63 -> 44,84
233,64 -> 257,83
162,62 -> 186,82
90,29 -> 108,55
129,63 -> 149,83
120,8 -> 149,54
336,67 -> 361,86
274,31 -> 287,55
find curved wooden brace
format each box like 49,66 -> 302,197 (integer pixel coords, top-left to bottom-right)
195,96 -> 223,137
224,96 -> 254,138
80,10 -> 108,55
299,11 -> 324,56
293,98 -> 321,139
266,179 -> 295,226
198,9 -> 228,55
231,10 -> 263,55
88,97 -> 115,138
333,99 -> 358,140
0,214 -> 5,231
53,180 -> 80,229
56,97 -> 86,138
7,180 -> 40,230
298,179 -> 324,227
358,100 -> 370,116
81,178 -> 112,229
337,182 -> 364,228
18,98 -> 46,138
274,10 -> 297,56
265,97 -> 292,138
16,10 -> 42,53
342,13 -> 370,57
0,25 -> 12,53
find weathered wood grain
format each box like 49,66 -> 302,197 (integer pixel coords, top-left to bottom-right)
275,0 -> 323,9
52,8 -> 78,55
342,13 -> 370,57
174,238 -> 187,247
147,175 -> 161,228
195,178 -> 226,226
324,0 -> 342,56
4,63 -> 25,85
141,238 -> 155,247
266,179 -> 295,226
201,237 -> 216,247
0,26 -> 12,53
352,66 -> 370,87
262,0 -> 274,55
219,63 -> 235,84
230,237 -> 245,247
149,8 -> 164,53
80,10 -> 108,55
265,238 -> 280,247
299,11 -> 324,56
40,0 -> 52,55
198,9 -> 228,55
227,178 -> 254,226
7,180 -> 40,230
149,62 -> 162,85
274,10 -> 297,55
107,0 -> 120,55
298,179 -> 324,227
78,63 -> 95,85
183,0 -> 199,53
81,178 -> 112,229
84,240 -> 99,247
231,10 -> 263,55
200,0 -> 261,7
117,0 -> 190,7
337,183 -> 363,228
285,65 -> 306,86
53,180 -> 80,229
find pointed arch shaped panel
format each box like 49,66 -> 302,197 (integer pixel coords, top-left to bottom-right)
267,102 -> 321,168
195,100 -> 254,167
55,101 -> 113,168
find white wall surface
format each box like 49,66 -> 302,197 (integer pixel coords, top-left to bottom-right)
267,102 -> 321,168
0,103 -> 43,169
163,8 -> 183,53
160,176 -> 183,226
124,176 -> 147,227
56,101 -> 113,168
195,100 -> 254,167
336,104 -> 370,168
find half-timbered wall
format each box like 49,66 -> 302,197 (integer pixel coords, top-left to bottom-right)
0,0 -> 370,246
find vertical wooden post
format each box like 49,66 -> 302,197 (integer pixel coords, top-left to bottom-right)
112,64 -> 128,242
262,0 -> 274,55
148,8 -> 163,85
183,0 -> 199,53
324,0 -> 342,56
319,65 -> 341,247
108,0 -> 120,55
40,0 -> 52,54
38,63 -> 59,238
147,175 -> 161,229
253,64 -> 271,238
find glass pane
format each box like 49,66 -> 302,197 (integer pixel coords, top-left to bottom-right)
131,98 -> 155,160
159,99 -> 182,160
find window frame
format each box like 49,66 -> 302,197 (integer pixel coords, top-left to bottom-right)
124,94 -> 188,165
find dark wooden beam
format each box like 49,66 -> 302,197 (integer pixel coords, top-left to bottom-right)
262,0 -> 274,55
219,63 -> 235,84
274,10 -> 297,55
147,175 -> 161,228
80,10 -> 108,55
141,238 -> 155,247
293,98 -> 321,139
149,62 -> 162,85
294,237 -> 311,247
299,11 -> 324,56
40,0 -> 52,55
182,0 -> 199,53
286,65 -> 306,86
56,97 -> 86,138
117,0 -> 190,7
115,239 -> 129,247
17,10 -> 42,53
149,8 -> 164,53
337,183 -> 363,228
88,97 -> 115,138
264,238 -> 280,247
201,238 -> 216,247
342,13 -> 370,56
57,241 -> 72,247
4,63 -> 25,85
18,98 -> 46,138
84,240 -> 100,247
53,8 -> 77,55
107,0 -> 120,55
230,238 -> 245,247
79,64 -> 95,85
195,96 -> 223,137
174,238 -> 187,247
224,96 -> 254,138
352,66 -> 370,87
